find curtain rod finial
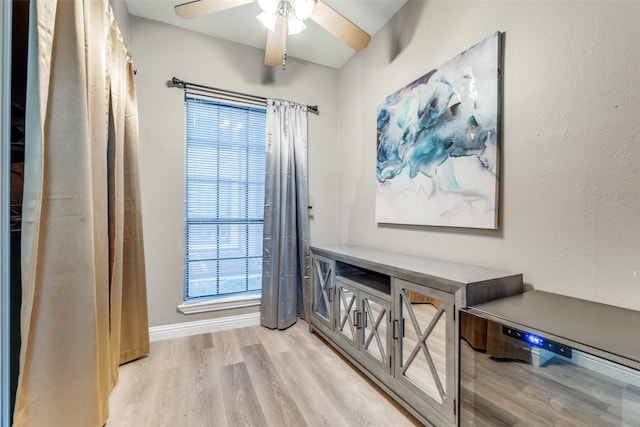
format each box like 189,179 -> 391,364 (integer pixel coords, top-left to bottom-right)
170,77 -> 186,88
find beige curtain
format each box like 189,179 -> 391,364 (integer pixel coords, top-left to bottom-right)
13,1 -> 149,426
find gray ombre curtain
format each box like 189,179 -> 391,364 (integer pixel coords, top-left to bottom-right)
261,99 -> 311,330
13,1 -> 149,426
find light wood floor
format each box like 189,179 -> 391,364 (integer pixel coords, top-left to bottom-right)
107,320 -> 420,427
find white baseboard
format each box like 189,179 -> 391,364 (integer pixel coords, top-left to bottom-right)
571,350 -> 640,384
149,312 -> 261,342
531,347 -> 555,367
556,350 -> 640,385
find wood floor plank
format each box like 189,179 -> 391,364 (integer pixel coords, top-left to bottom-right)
108,340 -> 166,426
200,332 -> 214,349
240,343 -> 308,426
279,330 -> 375,426
272,350 -> 350,427
256,324 -> 294,355
234,326 -> 261,347
108,320 -> 421,427
202,358 -> 229,427
184,334 -> 216,427
145,367 -> 188,427
206,328 -> 244,368
285,323 -> 419,426
218,362 -> 269,427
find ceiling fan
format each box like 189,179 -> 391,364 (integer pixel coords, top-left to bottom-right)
174,0 -> 371,68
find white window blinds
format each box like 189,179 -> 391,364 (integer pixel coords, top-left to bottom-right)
184,95 -> 266,300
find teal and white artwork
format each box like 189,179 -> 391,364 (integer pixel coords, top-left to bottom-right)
376,32 -> 501,229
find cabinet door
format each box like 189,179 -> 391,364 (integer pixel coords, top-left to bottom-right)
311,255 -> 334,330
361,291 -> 391,372
394,279 -> 456,422
334,278 -> 358,349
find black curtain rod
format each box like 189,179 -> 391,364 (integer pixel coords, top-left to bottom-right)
169,77 -> 319,114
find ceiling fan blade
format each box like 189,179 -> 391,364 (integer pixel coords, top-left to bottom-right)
310,0 -> 371,52
175,0 -> 253,20
264,15 -> 287,66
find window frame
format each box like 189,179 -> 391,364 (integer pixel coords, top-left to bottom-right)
181,93 -> 266,308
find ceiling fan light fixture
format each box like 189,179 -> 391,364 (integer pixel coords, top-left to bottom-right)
293,0 -> 316,21
257,11 -> 277,31
174,0 -> 372,68
257,0 -> 279,15
258,0 -> 311,35
287,15 -> 306,35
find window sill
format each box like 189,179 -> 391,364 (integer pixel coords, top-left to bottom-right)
178,292 -> 262,315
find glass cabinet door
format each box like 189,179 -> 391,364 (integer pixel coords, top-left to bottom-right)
361,292 -> 391,371
394,279 -> 455,421
335,279 -> 358,348
311,255 -> 334,330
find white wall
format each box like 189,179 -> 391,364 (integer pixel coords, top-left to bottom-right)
129,0 -> 640,327
129,17 -> 340,327
338,1 -> 640,310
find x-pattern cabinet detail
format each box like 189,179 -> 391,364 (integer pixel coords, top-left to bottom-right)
309,245 -> 522,427
334,275 -> 392,373
311,255 -> 334,331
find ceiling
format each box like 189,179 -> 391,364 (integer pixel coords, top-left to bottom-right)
125,0 -> 408,69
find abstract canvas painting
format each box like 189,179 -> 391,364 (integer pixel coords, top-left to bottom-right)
376,32 -> 501,229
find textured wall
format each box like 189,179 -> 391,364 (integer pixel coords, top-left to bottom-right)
129,17 -> 340,327
129,1 -> 640,327
337,1 -> 640,310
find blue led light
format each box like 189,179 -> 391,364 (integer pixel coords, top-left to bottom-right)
526,334 -> 544,346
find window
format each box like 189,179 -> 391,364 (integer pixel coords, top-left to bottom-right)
184,95 -> 266,301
